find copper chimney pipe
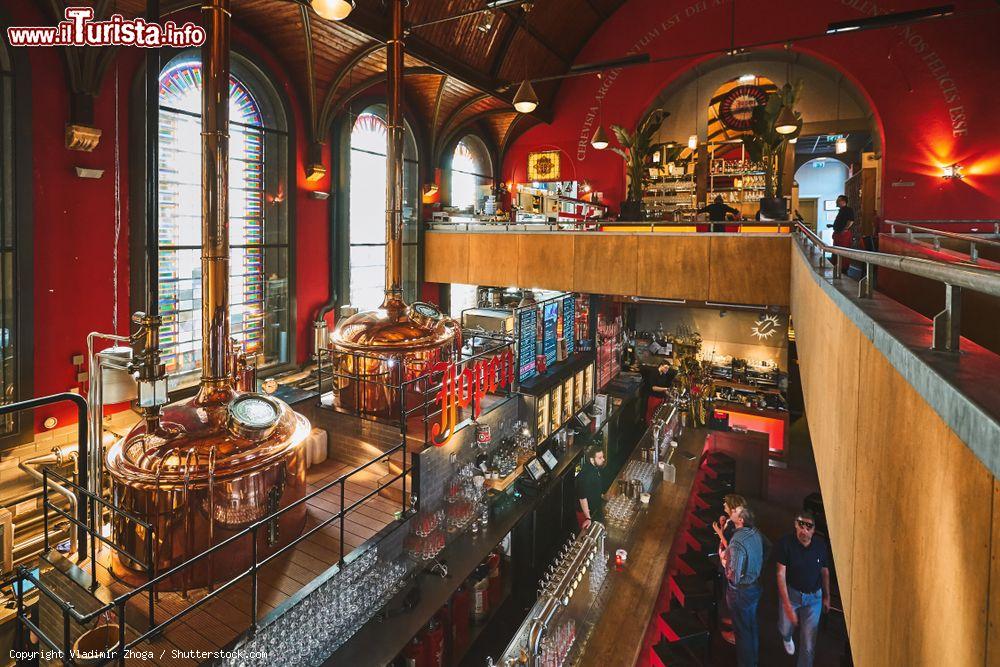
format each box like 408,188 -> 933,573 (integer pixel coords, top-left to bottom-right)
383,0 -> 404,305
200,0 -> 231,393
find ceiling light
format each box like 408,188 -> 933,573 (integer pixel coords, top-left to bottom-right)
513,79 -> 538,113
941,163 -> 964,179
311,0 -> 355,21
590,125 -> 609,150
477,9 -> 495,32
688,134 -> 698,150
774,105 -> 799,135
739,74 -> 756,83
486,0 -> 525,8
835,136 -> 848,154
826,4 -> 953,34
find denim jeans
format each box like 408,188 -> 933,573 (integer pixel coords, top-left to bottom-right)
777,587 -> 823,667
726,583 -> 761,666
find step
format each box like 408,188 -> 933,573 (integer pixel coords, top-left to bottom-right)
682,526 -> 720,557
650,639 -> 699,667
669,573 -> 714,610
692,490 -> 727,512
688,506 -> 719,530
677,550 -> 718,580
658,606 -> 710,644
696,474 -> 733,494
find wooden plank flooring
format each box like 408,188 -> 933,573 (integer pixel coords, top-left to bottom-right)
51,459 -> 398,666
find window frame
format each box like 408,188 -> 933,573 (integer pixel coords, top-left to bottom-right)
337,103 -> 422,311
130,48 -> 297,394
0,21 -> 34,447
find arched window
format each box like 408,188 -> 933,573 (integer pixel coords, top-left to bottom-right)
450,136 -> 492,213
156,53 -> 291,389
347,109 -> 418,311
0,32 -> 32,443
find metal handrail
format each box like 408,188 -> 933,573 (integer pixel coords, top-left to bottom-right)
794,221 -> 1000,351
885,220 -> 1000,264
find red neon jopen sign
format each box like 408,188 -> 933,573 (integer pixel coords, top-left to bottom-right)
431,349 -> 515,446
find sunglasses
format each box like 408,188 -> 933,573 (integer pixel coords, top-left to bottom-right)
796,519 -> 815,530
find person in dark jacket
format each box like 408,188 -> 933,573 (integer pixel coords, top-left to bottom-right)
699,195 -> 740,232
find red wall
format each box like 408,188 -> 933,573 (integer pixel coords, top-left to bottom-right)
504,0 -> 1000,221
3,1 -> 331,431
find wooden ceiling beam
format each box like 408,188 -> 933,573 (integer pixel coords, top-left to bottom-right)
582,0 -> 609,21
317,41 -> 385,138
326,66 -> 441,121
500,8 -> 572,66
343,3 -> 553,124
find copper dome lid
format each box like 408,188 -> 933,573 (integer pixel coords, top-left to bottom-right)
330,298 -> 460,355
105,388 -> 310,489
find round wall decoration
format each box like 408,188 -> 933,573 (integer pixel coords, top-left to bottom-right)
718,85 -> 769,131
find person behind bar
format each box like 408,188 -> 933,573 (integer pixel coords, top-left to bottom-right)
699,195 -> 741,233
775,510 -> 830,667
641,362 -> 677,423
575,446 -> 607,530
719,506 -> 764,666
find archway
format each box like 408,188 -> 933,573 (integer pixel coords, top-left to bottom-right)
794,158 -> 850,242
641,50 -> 882,223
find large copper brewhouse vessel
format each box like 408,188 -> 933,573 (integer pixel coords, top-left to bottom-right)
328,0 -> 460,420
104,0 -> 309,590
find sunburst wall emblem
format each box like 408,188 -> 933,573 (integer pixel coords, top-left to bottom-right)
751,314 -> 782,341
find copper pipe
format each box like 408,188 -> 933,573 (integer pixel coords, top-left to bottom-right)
200,0 -> 231,390
207,446 -> 217,593
383,0 -> 404,304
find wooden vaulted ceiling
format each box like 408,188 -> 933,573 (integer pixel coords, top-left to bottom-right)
44,0 -> 628,162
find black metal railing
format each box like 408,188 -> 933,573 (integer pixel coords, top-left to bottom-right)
16,429 -> 415,666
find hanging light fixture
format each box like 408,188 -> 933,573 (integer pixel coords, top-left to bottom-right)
835,136 -> 848,154
513,79 -> 538,113
789,137 -> 798,144
591,124 -> 609,150
774,105 -> 799,135
688,68 -> 700,153
311,0 -> 355,20
687,134 -> 698,150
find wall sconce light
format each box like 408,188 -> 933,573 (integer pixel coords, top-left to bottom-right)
423,183 -> 439,197
310,191 -> 330,200
941,163 -> 964,179
74,166 -> 105,179
305,163 -> 326,182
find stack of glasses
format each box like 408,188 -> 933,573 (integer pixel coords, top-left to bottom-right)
604,494 -> 637,530
225,547 -> 408,666
621,460 -> 658,493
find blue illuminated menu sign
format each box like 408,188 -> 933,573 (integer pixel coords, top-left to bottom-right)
518,308 -> 537,382
543,302 -> 558,367
563,295 -> 575,356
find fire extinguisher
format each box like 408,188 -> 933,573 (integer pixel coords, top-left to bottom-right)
425,615 -> 446,667
400,634 -> 426,667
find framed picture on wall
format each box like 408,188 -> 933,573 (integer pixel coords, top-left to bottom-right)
823,200 -> 838,211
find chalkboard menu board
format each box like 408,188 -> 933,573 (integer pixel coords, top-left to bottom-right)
563,295 -> 575,356
518,308 -> 537,382
543,302 -> 559,366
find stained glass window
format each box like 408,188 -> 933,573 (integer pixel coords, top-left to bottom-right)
451,136 -> 492,213
158,55 -> 290,389
0,42 -> 20,438
348,110 -> 418,311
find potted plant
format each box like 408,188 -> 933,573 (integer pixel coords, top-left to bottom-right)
610,108 -> 669,220
744,82 -> 802,220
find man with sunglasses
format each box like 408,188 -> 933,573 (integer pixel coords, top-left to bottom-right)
775,510 -> 831,667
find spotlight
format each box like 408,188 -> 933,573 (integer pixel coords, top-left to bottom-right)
311,0 -> 355,21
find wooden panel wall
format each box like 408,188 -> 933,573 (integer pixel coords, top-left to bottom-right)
425,232 -> 790,305
791,248 -> 999,667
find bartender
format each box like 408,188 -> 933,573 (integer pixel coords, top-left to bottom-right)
576,446 -> 607,530
641,361 -> 677,423
698,195 -> 741,233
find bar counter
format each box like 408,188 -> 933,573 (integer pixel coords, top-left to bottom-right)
577,423 -> 707,667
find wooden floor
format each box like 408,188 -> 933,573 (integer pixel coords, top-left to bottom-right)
47,459 -> 400,666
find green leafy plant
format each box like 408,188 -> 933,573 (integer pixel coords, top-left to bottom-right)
610,108 -> 669,217
744,82 -> 803,199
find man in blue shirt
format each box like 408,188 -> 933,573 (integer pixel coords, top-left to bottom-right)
775,510 -> 831,667
719,506 -> 764,666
